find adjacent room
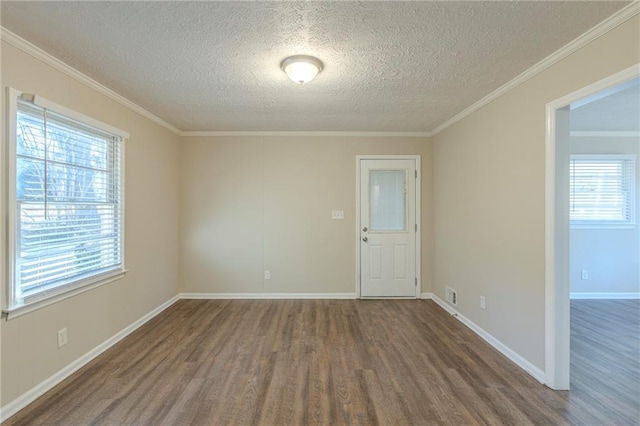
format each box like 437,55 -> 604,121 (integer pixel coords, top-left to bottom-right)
560,76 -> 640,421
1,1 -> 639,424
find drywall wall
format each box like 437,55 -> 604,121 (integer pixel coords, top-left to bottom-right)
432,16 -> 639,370
569,136 -> 640,295
0,41 -> 181,407
179,136 -> 433,296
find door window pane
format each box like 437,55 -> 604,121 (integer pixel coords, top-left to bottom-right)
370,170 -> 406,231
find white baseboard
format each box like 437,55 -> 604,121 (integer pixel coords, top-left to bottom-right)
2,291 -> 547,421
0,295 -> 180,423
431,295 -> 457,315
570,292 -> 640,299
179,292 -> 357,300
431,295 -> 546,384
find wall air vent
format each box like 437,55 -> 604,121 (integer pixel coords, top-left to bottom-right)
445,286 -> 458,307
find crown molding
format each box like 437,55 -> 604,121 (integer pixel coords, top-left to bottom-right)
0,27 -> 182,135
180,130 -> 432,138
0,27 -> 432,139
4,1 -> 637,139
430,2 -> 640,136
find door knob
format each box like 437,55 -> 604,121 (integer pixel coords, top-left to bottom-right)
362,226 -> 368,232
362,236 -> 368,242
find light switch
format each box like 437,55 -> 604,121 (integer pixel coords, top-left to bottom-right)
331,210 -> 345,220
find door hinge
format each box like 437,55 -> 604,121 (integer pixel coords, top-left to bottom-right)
415,277 -> 417,286
415,170 -> 418,178
415,223 -> 417,232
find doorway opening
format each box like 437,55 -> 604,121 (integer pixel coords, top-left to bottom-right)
545,64 -> 640,390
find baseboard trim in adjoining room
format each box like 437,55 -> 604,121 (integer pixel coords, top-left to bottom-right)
570,292 -> 640,299
0,295 -> 180,423
430,294 -> 546,384
179,292 -> 357,299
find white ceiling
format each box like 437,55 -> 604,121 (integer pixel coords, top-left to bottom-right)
571,78 -> 640,132
0,1 -> 630,133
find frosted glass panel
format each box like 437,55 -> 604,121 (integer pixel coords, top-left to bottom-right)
370,170 -> 406,231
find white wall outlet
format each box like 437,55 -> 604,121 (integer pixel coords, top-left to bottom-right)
57,328 -> 68,348
264,270 -> 271,280
581,270 -> 589,280
331,210 -> 345,220
480,296 -> 486,310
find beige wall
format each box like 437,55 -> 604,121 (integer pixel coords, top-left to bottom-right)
180,136 -> 433,295
432,16 -> 639,370
1,10 -> 637,413
0,42 -> 181,406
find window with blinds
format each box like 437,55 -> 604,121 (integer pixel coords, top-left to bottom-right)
570,154 -> 636,227
12,97 -> 124,304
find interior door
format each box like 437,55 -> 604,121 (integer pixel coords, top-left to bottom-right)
360,159 -> 417,297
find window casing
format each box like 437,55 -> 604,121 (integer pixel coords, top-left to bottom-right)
570,154 -> 636,228
5,89 -> 128,317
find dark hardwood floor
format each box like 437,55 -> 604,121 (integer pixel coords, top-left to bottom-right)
4,299 -> 639,425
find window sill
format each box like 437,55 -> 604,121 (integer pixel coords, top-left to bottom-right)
570,223 -> 636,230
3,269 -> 128,320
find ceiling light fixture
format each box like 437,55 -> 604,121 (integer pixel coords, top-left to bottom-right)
281,55 -> 323,85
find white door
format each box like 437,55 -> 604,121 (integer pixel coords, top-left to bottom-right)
360,159 -> 417,297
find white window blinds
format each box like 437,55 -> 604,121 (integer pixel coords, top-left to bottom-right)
15,99 -> 124,299
569,154 -> 636,226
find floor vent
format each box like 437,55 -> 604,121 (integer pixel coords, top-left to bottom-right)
445,286 -> 458,307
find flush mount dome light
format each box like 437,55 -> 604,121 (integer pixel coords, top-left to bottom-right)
281,55 -> 323,84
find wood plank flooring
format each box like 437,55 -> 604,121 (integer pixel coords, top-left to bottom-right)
4,299 -> 639,425
569,299 -> 640,425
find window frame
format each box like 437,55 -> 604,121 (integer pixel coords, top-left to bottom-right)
4,88 -> 129,319
569,153 -> 637,229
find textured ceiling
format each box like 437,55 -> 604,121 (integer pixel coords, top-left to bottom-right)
571,78 -> 640,132
0,1 -> 630,132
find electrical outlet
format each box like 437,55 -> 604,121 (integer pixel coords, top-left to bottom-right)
581,270 -> 589,280
57,328 -> 68,348
264,270 -> 271,280
331,210 -> 344,220
480,296 -> 486,310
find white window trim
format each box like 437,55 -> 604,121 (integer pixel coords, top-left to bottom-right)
3,87 -> 129,319
569,153 -> 636,230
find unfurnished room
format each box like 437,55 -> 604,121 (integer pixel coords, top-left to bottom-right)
0,1 -> 639,425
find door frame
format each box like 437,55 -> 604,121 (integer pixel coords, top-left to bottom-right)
355,155 -> 421,298
544,64 -> 639,390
